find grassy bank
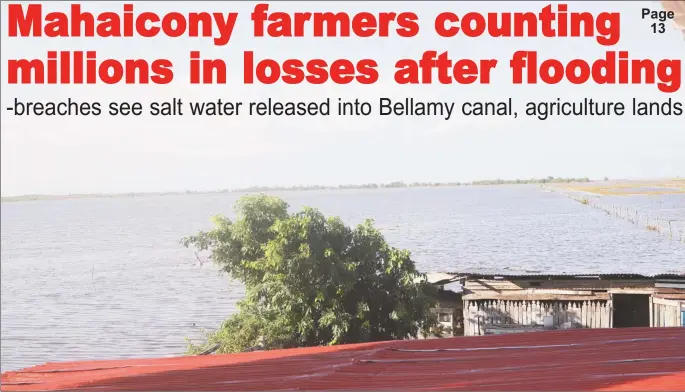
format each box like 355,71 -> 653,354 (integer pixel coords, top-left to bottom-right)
552,178 -> 685,196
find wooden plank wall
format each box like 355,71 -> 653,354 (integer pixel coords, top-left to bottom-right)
463,300 -> 611,336
652,298 -> 684,327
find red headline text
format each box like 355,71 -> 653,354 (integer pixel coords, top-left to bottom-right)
4,2 -> 682,92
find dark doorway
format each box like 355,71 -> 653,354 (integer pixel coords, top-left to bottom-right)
612,294 -> 650,328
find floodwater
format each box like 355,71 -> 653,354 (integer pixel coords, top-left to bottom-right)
1,186 -> 683,371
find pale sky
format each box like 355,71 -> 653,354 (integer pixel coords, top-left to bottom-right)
1,1 -> 684,197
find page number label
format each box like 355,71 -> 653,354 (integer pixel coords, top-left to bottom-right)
642,8 -> 674,35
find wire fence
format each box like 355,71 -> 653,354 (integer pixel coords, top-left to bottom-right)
543,186 -> 685,243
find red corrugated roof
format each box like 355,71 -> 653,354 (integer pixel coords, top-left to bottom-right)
2,328 -> 684,391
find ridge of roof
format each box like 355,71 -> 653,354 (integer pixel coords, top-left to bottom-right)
441,271 -> 685,279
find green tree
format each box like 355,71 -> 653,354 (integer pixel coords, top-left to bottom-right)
181,194 -> 438,354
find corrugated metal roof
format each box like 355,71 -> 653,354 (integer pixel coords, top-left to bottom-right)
423,272 -> 460,285
443,271 -> 685,280
2,328 -> 684,391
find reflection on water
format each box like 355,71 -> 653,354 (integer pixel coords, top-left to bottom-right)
1,186 -> 683,371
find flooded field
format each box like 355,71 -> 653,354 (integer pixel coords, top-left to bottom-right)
550,179 -> 685,241
2,186 -> 684,371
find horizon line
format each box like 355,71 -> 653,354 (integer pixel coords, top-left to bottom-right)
5,176 -> 679,202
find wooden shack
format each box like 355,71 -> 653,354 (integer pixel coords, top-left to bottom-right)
424,273 -> 463,337
448,273 -> 684,336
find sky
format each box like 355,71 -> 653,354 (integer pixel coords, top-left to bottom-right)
1,1 -> 684,196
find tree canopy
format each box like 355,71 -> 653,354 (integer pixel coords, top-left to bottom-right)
181,194 -> 438,354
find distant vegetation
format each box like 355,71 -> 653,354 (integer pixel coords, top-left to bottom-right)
197,177 -> 591,191
1,177 -> 592,203
180,195 -> 439,354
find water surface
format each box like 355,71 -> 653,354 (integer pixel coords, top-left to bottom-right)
2,186 -> 683,371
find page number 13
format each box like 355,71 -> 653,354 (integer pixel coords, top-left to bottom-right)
651,22 -> 666,34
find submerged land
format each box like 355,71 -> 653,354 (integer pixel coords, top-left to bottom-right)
2,177 -> 683,203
